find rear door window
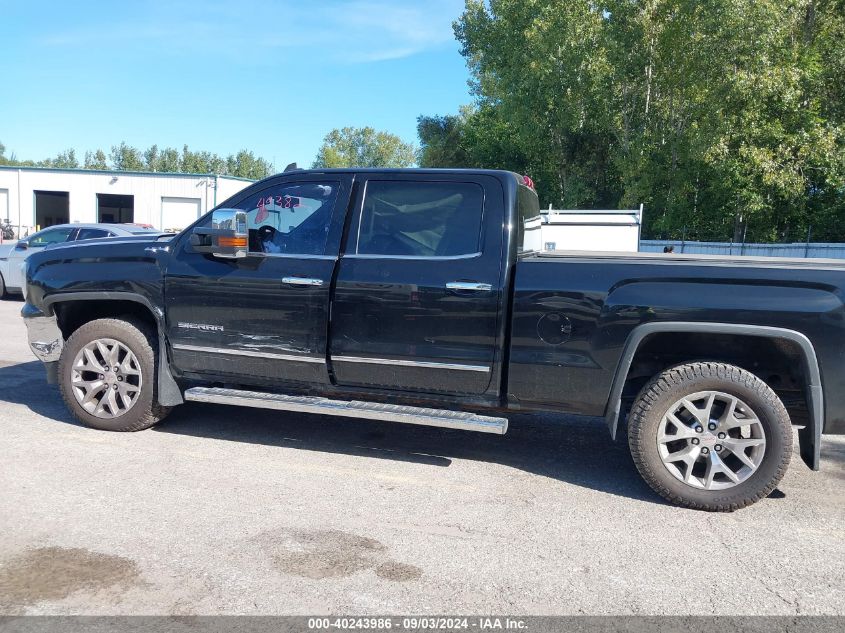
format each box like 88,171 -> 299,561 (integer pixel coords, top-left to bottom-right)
75,228 -> 111,241
356,181 -> 484,257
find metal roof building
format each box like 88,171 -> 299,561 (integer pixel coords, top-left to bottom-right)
0,166 -> 255,238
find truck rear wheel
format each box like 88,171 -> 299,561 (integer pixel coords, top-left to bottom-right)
58,317 -> 171,431
628,362 -> 792,511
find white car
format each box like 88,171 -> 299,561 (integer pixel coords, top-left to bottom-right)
0,223 -> 161,297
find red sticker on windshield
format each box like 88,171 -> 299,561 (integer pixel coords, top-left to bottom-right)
255,196 -> 270,223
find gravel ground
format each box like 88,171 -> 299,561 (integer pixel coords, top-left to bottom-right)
0,296 -> 842,615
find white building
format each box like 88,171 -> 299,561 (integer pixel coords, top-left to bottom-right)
523,205 -> 643,253
0,166 -> 254,238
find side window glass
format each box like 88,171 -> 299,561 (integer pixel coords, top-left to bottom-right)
357,181 -> 484,257
28,227 -> 75,246
75,228 -> 110,241
228,182 -> 340,255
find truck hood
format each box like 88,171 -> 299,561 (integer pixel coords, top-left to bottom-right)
24,235 -> 175,313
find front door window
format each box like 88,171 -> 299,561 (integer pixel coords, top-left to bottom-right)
27,227 -> 75,247
231,182 -> 340,255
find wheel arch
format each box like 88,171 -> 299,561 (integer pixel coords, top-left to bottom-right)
604,322 -> 822,471
44,292 -> 183,406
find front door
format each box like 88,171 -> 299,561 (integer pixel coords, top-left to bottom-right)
165,175 -> 352,386
328,174 -> 505,396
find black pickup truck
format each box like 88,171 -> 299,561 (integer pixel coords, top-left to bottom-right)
20,168 -> 845,510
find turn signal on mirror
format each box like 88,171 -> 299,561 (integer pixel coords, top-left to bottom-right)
218,236 -> 247,248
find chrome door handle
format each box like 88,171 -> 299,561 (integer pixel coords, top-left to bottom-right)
282,276 -> 324,287
446,281 -> 493,292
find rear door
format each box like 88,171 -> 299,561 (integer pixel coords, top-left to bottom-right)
328,174 -> 506,396
165,174 -> 352,386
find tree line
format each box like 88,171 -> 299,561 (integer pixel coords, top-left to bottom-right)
0,141 -> 274,180
417,0 -> 845,243
0,129 -> 420,182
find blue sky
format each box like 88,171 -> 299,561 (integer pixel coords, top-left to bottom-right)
1,0 -> 473,169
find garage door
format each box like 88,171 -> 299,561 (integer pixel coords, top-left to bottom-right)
160,197 -> 201,232
0,189 -> 9,223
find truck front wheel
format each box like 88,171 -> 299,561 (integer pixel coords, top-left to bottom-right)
628,362 -> 792,511
58,317 -> 171,431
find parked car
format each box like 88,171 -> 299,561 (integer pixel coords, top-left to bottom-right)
0,223 -> 161,297
19,169 -> 845,510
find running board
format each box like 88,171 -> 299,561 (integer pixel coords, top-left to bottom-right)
183,387 -> 508,435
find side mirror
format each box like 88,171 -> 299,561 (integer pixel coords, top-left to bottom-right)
190,209 -> 249,259
14,241 -> 28,251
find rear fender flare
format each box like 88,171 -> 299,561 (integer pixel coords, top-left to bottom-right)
604,321 -> 822,471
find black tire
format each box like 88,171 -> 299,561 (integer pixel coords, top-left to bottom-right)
628,362 -> 792,511
58,317 -> 172,431
0,272 -> 7,298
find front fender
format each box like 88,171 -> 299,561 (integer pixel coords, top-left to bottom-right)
27,291 -> 183,407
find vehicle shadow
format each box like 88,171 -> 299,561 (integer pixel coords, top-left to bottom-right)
0,360 -> 79,424
0,359 -> 662,505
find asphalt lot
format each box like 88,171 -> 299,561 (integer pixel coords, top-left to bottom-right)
0,296 -> 842,616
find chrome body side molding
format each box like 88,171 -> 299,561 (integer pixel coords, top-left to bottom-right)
172,344 -> 325,364
331,356 -> 490,373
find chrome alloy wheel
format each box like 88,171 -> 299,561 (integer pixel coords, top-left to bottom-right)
70,338 -> 143,419
657,390 -> 767,490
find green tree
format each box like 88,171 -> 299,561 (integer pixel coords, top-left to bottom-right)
2,141 -> 277,179
143,145 -> 160,171
417,113 -> 471,167
417,105 -> 534,180
313,127 -> 417,168
0,141 -> 35,167
456,0 -> 618,208
49,149 -> 79,168
226,150 -> 273,179
179,145 -> 228,174
447,0 -> 845,240
157,147 -> 181,173
84,149 -> 108,170
110,142 -> 144,171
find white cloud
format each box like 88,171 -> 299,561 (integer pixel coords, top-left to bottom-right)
37,0 -> 466,64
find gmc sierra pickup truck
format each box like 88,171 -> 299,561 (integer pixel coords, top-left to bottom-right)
20,168 -> 845,510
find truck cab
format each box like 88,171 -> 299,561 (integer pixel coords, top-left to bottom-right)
166,169 -> 521,405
